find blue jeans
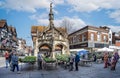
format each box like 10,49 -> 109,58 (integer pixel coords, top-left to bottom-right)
6,59 -> 9,68
12,64 -> 19,72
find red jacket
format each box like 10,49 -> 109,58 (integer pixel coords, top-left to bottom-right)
5,52 -> 9,59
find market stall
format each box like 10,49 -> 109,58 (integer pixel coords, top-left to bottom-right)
19,56 -> 36,70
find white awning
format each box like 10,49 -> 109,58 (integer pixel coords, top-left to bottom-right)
70,49 -> 86,52
109,46 -> 120,49
97,47 -> 114,52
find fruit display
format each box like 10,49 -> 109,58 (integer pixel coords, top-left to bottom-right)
19,56 -> 36,63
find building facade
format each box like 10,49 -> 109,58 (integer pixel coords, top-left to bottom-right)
0,20 -> 18,56
68,26 -> 109,52
31,3 -> 69,57
17,38 -> 26,55
112,32 -> 120,46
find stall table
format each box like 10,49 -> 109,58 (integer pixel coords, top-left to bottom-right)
80,59 -> 93,66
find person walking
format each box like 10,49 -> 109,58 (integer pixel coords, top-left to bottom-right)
37,52 -> 43,70
4,51 -> 9,68
103,52 -> 109,68
111,52 -> 119,71
11,52 -> 20,73
75,53 -> 80,71
8,52 -> 13,64
9,52 -> 13,71
93,54 -> 97,62
69,54 -> 74,71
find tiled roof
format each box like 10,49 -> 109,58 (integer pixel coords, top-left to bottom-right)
56,27 -> 67,33
31,26 -> 67,34
31,26 -> 38,33
0,20 -> 6,28
37,26 -> 47,32
31,26 -> 47,33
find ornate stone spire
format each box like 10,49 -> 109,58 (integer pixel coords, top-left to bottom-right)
49,3 -> 54,29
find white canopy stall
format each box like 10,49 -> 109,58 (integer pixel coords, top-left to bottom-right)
96,47 -> 114,52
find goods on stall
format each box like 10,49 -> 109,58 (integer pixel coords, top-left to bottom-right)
19,56 -> 36,63
44,57 -> 56,63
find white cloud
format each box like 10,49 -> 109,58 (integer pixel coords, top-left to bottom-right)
61,17 -> 86,28
30,14 -> 86,32
0,2 -> 2,6
108,25 -> 120,32
30,13 -> 49,25
2,0 -> 120,24
0,0 -> 64,12
1,0 -> 120,13
67,0 -> 120,12
67,0 -> 100,12
52,0 -> 65,5
109,10 -> 120,23
66,0 -> 120,23
2,0 -> 49,12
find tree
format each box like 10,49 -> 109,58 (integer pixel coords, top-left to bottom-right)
60,18 -> 74,34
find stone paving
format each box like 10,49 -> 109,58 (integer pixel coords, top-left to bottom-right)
0,60 -> 120,78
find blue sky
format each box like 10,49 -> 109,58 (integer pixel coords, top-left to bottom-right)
0,0 -> 120,46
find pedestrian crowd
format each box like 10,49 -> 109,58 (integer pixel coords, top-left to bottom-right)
103,52 -> 119,71
4,50 -> 119,74
37,52 -> 80,71
68,53 -> 80,71
4,50 -> 20,74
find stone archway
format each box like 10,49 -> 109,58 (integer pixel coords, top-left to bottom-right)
39,43 -> 52,57
55,45 -> 63,55
55,43 -> 67,55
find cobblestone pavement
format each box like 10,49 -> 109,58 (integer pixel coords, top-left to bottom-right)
0,58 -> 120,78
0,57 -> 5,67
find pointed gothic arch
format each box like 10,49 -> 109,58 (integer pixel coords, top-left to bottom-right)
55,43 -> 67,55
38,43 -> 52,56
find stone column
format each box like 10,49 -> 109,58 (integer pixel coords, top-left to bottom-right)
34,38 -> 39,56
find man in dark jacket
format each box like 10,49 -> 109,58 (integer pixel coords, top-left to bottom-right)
11,52 -> 20,73
75,53 -> 80,71
37,52 -> 43,70
69,54 -> 74,71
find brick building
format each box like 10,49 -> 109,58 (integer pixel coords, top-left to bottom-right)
68,26 -> 109,52
112,32 -> 120,46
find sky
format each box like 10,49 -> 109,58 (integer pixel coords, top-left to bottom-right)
0,0 -> 120,46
